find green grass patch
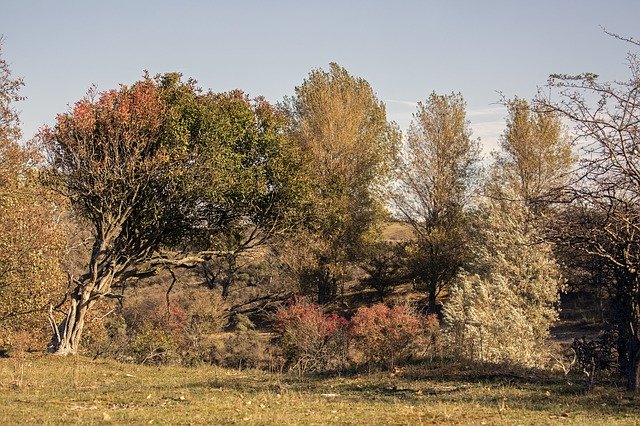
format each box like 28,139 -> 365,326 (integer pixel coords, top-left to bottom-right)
0,354 -> 638,424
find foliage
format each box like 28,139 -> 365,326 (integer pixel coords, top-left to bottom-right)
0,175 -> 67,347
489,97 -> 573,211
84,285 -> 229,365
394,92 -> 480,310
359,240 -> 412,300
274,299 -> 438,373
443,197 -> 562,367
40,74 -> 310,354
120,291 -> 187,364
273,298 -> 349,373
286,63 -> 400,302
571,334 -> 618,385
218,331 -> 277,370
0,39 -> 66,348
350,304 -> 436,370
0,36 -> 23,144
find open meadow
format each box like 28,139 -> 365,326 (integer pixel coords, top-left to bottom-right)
0,354 -> 638,425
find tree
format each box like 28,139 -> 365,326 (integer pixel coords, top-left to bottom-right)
41,74 -> 309,355
394,92 -> 480,312
287,63 -> 400,303
443,196 -> 562,366
0,38 -> 66,346
538,35 -> 640,390
489,97 -> 573,212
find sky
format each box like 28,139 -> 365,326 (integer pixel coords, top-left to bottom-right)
2,0 -> 639,155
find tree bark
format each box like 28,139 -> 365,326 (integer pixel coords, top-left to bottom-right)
51,291 -> 92,355
50,273 -> 113,355
427,281 -> 438,314
629,345 -> 640,391
623,276 -> 640,391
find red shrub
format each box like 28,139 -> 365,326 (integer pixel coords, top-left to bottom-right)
351,304 -> 428,369
274,298 -> 349,373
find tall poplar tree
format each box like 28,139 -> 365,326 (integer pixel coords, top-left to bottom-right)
395,92 -> 480,311
287,63 -> 400,302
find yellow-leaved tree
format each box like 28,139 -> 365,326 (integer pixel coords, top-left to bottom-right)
0,38 -> 66,349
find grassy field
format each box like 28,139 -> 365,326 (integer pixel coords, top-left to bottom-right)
0,354 -> 638,425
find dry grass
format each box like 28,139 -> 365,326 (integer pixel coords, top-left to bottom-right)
0,353 -> 638,425
381,221 -> 415,242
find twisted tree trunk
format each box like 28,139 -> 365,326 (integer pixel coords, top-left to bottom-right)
50,270 -> 115,355
51,294 -> 92,355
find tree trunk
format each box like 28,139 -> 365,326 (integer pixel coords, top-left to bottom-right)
629,345 -> 640,391
221,255 -> 237,300
221,277 -> 233,300
622,274 -> 640,391
427,281 -> 438,314
317,268 -> 336,305
50,290 -> 92,355
50,273 -> 113,355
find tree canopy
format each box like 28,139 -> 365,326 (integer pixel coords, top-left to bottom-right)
286,63 -> 400,302
489,97 -> 573,212
394,92 -> 480,311
41,73 -> 311,354
443,195 -> 562,366
0,39 -> 66,346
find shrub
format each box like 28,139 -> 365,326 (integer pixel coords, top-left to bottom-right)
418,312 -> 442,361
120,292 -> 186,364
571,333 -> 618,386
220,331 -> 277,370
180,290 -> 227,348
350,304 -> 430,370
81,299 -> 122,357
442,199 -> 562,367
274,298 -> 349,374
81,284 -> 230,365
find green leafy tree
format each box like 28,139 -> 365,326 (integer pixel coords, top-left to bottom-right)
41,74 -> 310,355
395,92 -> 480,312
287,63 -> 400,302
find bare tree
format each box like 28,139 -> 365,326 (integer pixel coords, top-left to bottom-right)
538,35 -> 640,390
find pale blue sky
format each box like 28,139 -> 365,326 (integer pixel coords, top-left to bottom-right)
2,0 -> 639,153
